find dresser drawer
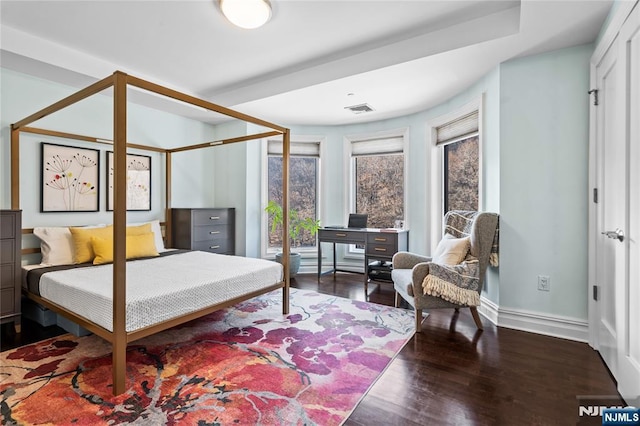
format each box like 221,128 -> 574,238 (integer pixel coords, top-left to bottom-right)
1,265 -> 16,290
1,288 -> 15,315
0,213 -> 17,239
193,209 -> 231,226
0,240 -> 16,263
192,225 -> 229,242
193,240 -> 232,254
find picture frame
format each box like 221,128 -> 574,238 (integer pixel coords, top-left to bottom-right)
41,142 -> 100,212
107,151 -> 151,211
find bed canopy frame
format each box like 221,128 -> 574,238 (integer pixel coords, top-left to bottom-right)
10,70 -> 291,395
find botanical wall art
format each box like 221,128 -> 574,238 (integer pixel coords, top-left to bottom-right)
107,152 -> 151,211
41,142 -> 100,212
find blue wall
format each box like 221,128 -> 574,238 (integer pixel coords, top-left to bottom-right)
0,43 -> 594,321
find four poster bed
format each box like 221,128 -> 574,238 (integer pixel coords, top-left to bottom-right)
10,71 -> 292,395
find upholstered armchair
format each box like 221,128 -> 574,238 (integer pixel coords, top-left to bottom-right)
392,211 -> 499,332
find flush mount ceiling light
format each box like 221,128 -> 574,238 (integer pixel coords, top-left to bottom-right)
220,0 -> 272,29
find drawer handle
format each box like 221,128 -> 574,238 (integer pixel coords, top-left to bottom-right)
210,245 -> 221,249
374,247 -> 387,252
210,216 -> 220,220
209,231 -> 220,234
374,237 -> 387,242
336,233 -> 347,237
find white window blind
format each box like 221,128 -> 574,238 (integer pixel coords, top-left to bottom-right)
268,140 -> 320,157
436,110 -> 479,146
351,136 -> 404,156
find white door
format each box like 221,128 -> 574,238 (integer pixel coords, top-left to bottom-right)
593,2 -> 640,404
615,3 -> 640,403
594,36 -> 622,382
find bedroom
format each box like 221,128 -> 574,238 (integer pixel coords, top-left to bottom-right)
1,0 -> 639,424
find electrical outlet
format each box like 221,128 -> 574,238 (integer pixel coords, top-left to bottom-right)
538,275 -> 550,291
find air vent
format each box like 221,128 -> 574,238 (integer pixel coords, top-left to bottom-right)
344,103 -> 375,114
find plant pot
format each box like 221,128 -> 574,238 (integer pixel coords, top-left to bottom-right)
275,252 -> 301,277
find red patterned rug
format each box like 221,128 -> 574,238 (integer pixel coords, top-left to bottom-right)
1,289 -> 414,425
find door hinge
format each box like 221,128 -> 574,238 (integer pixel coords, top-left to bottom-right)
593,285 -> 598,301
588,89 -> 599,106
593,188 -> 598,203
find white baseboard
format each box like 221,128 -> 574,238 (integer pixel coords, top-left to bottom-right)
479,296 -> 589,343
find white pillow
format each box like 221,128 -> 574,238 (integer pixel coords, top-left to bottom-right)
33,227 -> 74,266
34,224 -> 107,266
128,220 -> 166,253
432,233 -> 471,266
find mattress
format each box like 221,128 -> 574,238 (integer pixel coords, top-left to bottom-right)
32,251 -> 283,332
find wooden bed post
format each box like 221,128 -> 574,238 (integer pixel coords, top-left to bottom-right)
282,129 -> 290,315
10,128 -> 20,210
112,71 -> 128,395
165,151 -> 172,248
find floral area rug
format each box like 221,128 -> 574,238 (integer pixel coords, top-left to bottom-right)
1,289 -> 414,425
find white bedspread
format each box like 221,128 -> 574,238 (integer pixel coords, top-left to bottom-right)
39,251 -> 283,332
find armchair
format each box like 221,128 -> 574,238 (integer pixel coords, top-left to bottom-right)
392,211 -> 499,332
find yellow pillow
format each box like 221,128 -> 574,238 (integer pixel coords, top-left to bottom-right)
69,223 -> 152,263
91,233 -> 159,265
126,223 -> 152,236
69,225 -> 113,264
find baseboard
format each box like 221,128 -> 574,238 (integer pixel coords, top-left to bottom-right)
479,296 -> 589,343
478,296 -> 499,326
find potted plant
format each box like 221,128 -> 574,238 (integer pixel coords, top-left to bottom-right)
265,200 -> 320,277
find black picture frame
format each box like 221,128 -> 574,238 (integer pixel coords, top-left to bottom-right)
107,151 -> 152,211
41,142 -> 100,212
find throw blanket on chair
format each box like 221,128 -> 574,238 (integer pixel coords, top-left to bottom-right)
422,260 -> 481,307
444,211 -> 500,267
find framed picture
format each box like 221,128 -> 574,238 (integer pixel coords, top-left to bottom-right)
107,152 -> 151,211
41,142 -> 100,212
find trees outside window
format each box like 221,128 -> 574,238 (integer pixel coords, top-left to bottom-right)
267,156 -> 318,249
444,135 -> 479,212
354,154 -> 404,228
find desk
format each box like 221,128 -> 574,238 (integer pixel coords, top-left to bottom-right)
317,228 -> 408,298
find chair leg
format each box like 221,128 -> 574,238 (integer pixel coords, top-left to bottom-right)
470,307 -> 483,330
415,309 -> 423,333
394,291 -> 400,308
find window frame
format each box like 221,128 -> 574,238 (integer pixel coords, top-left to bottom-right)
428,96 -> 483,252
261,135 -> 324,258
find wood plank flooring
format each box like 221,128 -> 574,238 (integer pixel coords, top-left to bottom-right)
1,272 -> 622,425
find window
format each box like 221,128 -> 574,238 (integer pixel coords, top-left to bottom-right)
266,140 -> 320,251
351,135 -> 405,228
436,110 -> 479,213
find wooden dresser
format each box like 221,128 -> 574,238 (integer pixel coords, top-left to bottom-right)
1,210 -> 22,333
171,208 -> 235,255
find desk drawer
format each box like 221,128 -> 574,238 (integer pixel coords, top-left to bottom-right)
319,229 -> 365,243
367,233 -> 398,245
366,244 -> 395,256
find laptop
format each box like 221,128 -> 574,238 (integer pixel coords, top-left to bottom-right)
324,213 -> 368,229
347,213 -> 368,229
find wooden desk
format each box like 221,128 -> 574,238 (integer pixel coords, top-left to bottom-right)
317,228 -> 408,298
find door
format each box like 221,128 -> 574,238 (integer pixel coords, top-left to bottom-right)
593,2 -> 640,404
594,36 -> 622,382
615,3 -> 640,403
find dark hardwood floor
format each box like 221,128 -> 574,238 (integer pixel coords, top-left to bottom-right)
1,272 -> 621,425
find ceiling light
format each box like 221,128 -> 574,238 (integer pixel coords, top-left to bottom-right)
220,0 -> 272,29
